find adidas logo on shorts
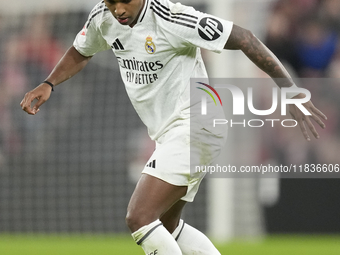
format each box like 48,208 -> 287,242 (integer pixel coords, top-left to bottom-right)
146,160 -> 156,169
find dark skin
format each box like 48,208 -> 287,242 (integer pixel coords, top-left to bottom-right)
104,0 -> 145,27
21,12 -> 327,234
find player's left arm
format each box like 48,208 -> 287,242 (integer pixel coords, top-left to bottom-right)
224,24 -> 327,141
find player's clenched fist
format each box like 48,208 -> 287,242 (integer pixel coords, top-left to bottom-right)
20,83 -> 53,115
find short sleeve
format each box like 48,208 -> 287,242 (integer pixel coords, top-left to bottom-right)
73,12 -> 111,57
154,1 -> 233,53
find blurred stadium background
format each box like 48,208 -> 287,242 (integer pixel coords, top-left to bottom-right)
0,0 -> 340,254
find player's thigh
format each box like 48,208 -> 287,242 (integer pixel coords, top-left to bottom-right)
126,173 -> 187,232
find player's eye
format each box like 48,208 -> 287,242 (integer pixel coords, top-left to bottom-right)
106,0 -> 132,4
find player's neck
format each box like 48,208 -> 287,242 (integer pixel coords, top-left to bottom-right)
129,0 -> 146,28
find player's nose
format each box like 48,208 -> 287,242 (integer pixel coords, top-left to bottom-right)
115,3 -> 126,17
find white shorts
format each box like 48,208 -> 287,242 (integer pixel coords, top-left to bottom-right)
142,124 -> 227,202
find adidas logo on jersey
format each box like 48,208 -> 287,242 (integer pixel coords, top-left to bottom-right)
146,160 -> 156,169
147,250 -> 158,255
111,38 -> 124,50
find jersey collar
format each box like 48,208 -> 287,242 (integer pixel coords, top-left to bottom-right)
136,0 -> 150,24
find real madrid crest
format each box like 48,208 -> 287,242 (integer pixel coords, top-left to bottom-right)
145,36 -> 156,54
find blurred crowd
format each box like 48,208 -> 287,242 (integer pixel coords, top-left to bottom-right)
262,0 -> 340,170
265,0 -> 340,78
0,15 -> 65,161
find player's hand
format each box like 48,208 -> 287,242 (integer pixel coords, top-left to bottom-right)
289,93 -> 327,141
20,83 -> 52,115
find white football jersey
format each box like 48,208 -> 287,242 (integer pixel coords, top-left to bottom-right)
74,0 -> 233,140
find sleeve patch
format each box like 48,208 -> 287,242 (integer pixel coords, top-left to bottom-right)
198,17 -> 223,41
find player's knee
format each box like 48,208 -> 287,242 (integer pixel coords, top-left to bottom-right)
125,210 -> 138,231
125,209 -> 158,233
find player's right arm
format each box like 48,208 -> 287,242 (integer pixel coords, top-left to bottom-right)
20,46 -> 91,115
224,24 -> 327,141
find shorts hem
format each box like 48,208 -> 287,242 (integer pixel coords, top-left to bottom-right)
141,170 -> 199,202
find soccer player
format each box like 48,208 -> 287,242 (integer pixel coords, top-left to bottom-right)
20,0 -> 327,254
